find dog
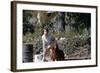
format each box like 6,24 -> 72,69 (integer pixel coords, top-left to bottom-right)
49,43 -> 65,61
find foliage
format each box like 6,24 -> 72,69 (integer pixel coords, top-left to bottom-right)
62,35 -> 91,55
23,10 -> 91,59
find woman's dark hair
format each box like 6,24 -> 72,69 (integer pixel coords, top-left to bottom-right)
43,27 -> 49,32
42,27 -> 49,35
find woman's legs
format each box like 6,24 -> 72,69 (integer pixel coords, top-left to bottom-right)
43,45 -> 52,61
43,48 -> 46,61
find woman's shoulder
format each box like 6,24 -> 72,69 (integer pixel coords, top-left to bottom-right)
42,35 -> 45,39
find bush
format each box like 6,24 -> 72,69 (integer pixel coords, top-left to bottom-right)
60,35 -> 91,59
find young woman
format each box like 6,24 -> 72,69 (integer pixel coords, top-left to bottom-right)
42,28 -> 52,61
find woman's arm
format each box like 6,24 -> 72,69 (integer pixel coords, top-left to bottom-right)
42,36 -> 46,50
43,39 -> 46,49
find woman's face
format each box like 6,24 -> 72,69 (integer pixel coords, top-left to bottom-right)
44,29 -> 48,35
